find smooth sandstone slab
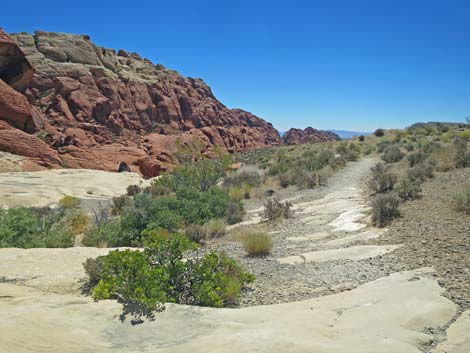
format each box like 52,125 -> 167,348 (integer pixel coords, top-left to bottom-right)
326,229 -> 388,246
435,310 -> 470,353
0,261 -> 456,353
328,208 -> 369,232
278,245 -> 401,265
0,169 -> 152,207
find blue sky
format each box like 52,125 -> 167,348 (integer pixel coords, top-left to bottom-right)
2,0 -> 470,131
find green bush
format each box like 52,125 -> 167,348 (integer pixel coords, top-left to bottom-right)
86,231 -> 254,321
358,135 -> 365,142
83,219 -> 124,247
242,232 -> 273,256
111,195 -> 133,215
371,192 -> 400,227
0,207 -> 74,248
381,146 -> 405,163
369,163 -> 397,194
126,184 -> 142,196
374,128 -> 385,137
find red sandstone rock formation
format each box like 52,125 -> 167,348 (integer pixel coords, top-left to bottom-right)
283,127 -> 340,145
0,29 -> 281,176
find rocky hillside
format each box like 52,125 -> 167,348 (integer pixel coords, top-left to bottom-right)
0,29 -> 281,177
283,127 -> 340,145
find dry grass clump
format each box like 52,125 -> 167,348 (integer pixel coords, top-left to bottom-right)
59,195 -> 80,209
206,219 -> 226,239
454,187 -> 470,215
242,232 -> 273,256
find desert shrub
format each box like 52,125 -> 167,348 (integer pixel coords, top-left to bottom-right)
184,224 -> 207,243
396,177 -> 422,201
225,200 -> 245,225
374,129 -> 385,137
362,144 -> 375,155
376,140 -> 392,153
278,172 -> 291,188
83,219 -> 124,247
87,231 -> 254,321
371,192 -> 400,227
454,138 -> 470,168
111,195 -> 133,215
454,188 -> 470,215
242,232 -> 273,256
59,195 -> 80,209
224,170 -> 261,188
263,198 -> 293,221
205,219 -> 226,239
358,135 -> 365,142
126,184 -> 142,196
406,150 -> 425,167
381,145 -> 405,163
295,170 -> 322,189
228,187 -> 243,201
343,149 -> 360,162
407,162 -> 434,182
144,180 -> 172,197
0,207 -> 73,248
369,163 -> 397,193
241,183 -> 252,199
83,257 -> 103,287
328,156 -> 347,170
172,156 -> 231,192
434,147 -> 457,172
404,143 -> 415,151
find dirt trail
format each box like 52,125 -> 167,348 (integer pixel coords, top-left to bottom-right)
219,158 -> 404,306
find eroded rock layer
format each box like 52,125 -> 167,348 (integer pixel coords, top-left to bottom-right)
0,29 -> 281,176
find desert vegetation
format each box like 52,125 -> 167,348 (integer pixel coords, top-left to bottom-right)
85,230 -> 255,321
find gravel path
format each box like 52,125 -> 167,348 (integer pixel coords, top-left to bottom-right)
211,158 -> 405,306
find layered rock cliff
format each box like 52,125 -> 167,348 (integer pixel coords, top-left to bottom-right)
0,29 -> 281,177
283,127 -> 340,145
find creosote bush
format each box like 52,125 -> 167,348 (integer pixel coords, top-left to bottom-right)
371,192 -> 400,227
85,231 -> 255,321
263,198 -> 293,221
242,232 -> 273,256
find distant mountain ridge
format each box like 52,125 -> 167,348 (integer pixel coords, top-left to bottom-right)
327,130 -> 371,139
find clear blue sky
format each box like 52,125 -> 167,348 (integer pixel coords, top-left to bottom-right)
3,0 -> 470,131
